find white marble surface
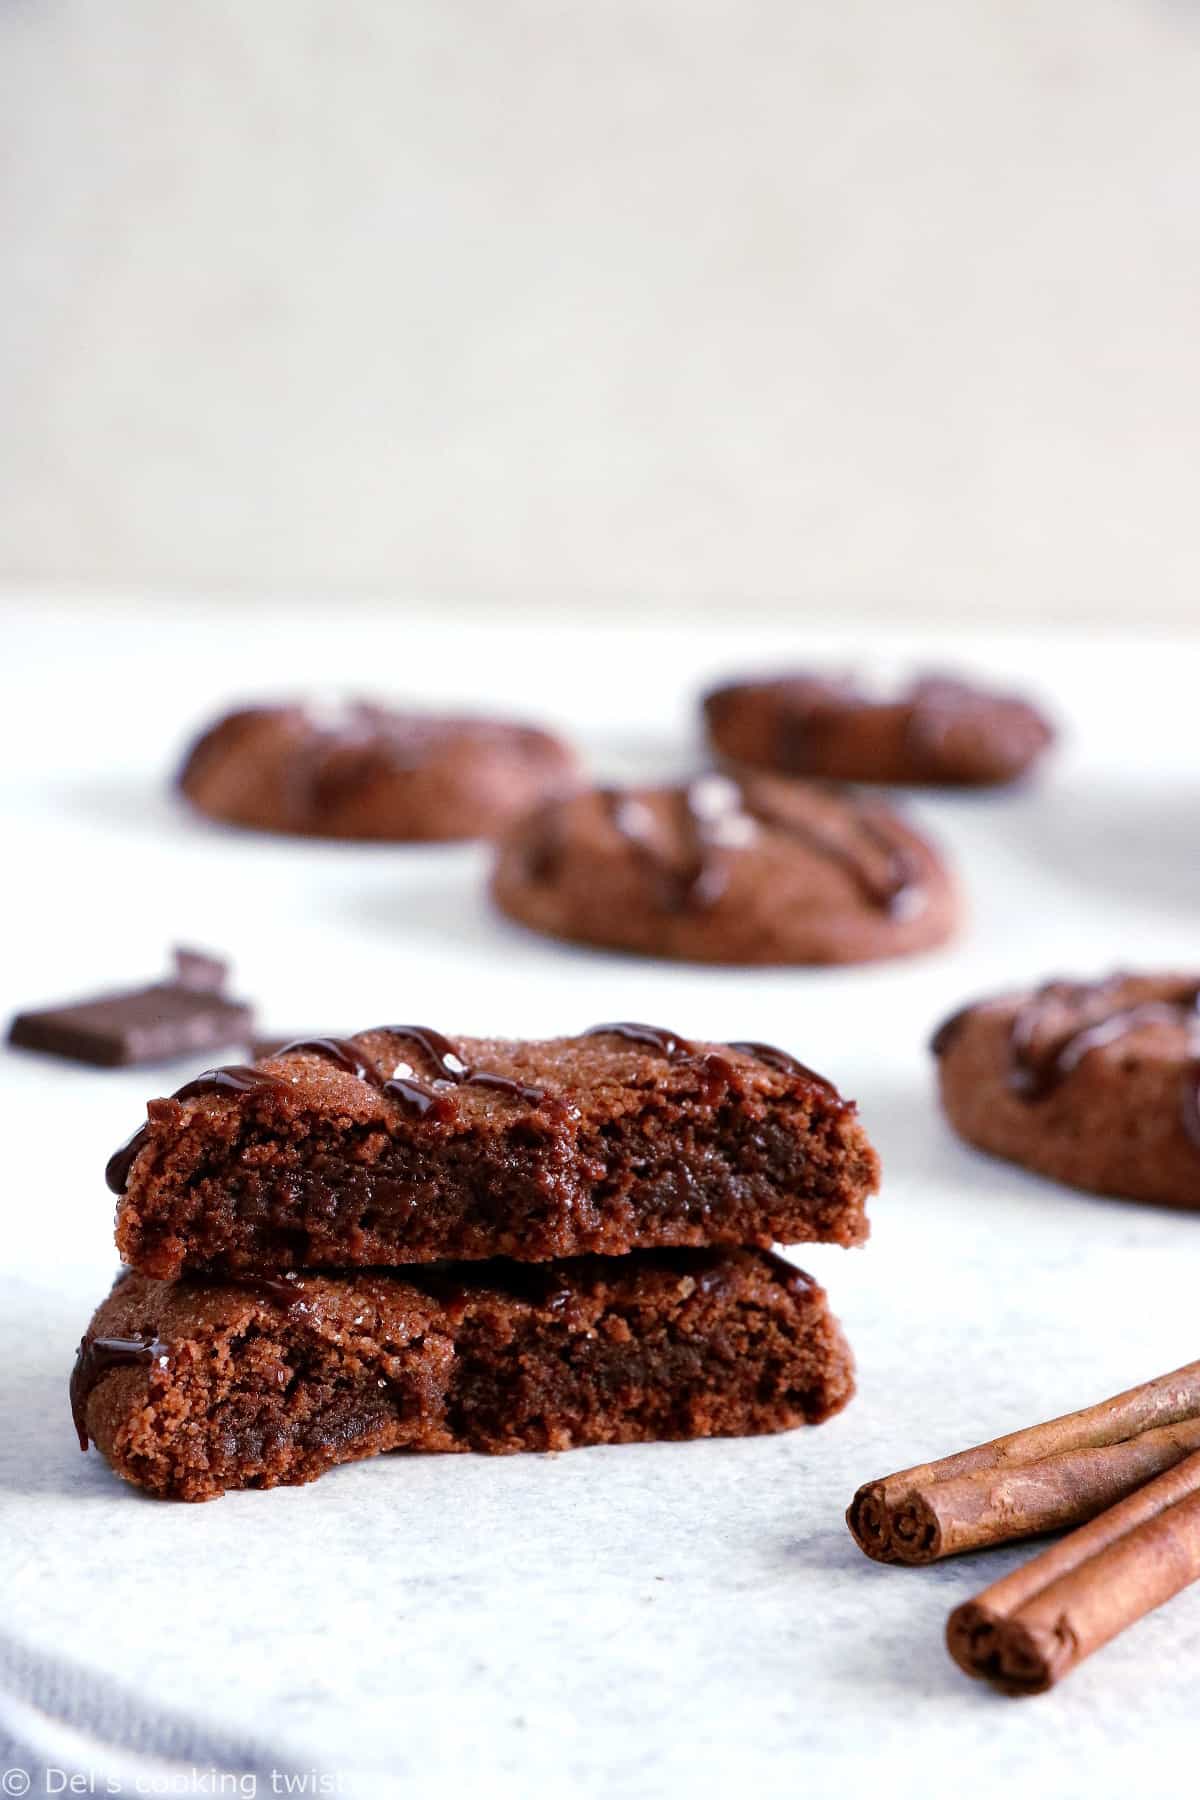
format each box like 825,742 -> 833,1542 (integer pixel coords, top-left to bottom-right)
5,1 -> 1200,623
1,602 -> 1199,1797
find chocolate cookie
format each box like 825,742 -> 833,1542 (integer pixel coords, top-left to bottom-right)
933,973 -> 1200,1208
109,1024 -> 878,1277
703,672 -> 1054,787
72,1252 -> 856,1499
177,699 -> 578,840
491,773 -> 958,963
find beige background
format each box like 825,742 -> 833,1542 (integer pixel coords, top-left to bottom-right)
3,0 -> 1199,623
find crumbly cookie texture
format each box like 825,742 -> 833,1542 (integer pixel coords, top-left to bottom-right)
110,1025 -> 879,1278
73,1252 -> 856,1500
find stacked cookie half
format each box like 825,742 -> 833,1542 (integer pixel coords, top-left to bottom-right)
76,1024 -> 878,1500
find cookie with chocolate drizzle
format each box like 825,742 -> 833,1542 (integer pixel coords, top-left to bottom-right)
110,1023 -> 879,1278
71,1252 -> 856,1501
703,670 -> 1054,787
176,698 -> 578,841
932,973 -> 1200,1209
491,773 -> 958,963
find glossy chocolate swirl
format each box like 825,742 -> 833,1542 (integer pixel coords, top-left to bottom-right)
375,1025 -> 546,1110
582,1022 -> 839,1098
70,1331 -> 168,1451
583,1022 -> 695,1061
104,1065 -> 284,1195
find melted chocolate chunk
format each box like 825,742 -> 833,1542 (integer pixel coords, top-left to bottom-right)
71,1332 -> 168,1451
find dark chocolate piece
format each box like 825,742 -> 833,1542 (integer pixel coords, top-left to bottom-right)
8,948 -> 253,1069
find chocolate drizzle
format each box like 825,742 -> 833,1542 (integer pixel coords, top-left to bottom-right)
103,1022 -> 838,1203
71,1332 -> 168,1452
376,1025 -> 546,1109
583,1022 -> 695,1061
105,1028 -> 549,1194
582,1022 -> 839,1099
589,775 -> 924,918
105,1064 -> 286,1194
934,976 -> 1200,1153
1006,981 -> 1200,1113
272,1037 -> 379,1082
763,672 -> 1048,782
283,702 -> 437,825
726,1041 -> 839,1096
104,1125 -> 153,1196
172,1066 -> 281,1103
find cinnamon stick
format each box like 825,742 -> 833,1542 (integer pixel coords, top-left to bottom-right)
848,1358 -> 1200,1564
946,1448 -> 1200,1694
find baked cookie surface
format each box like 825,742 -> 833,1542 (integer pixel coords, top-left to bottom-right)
109,1023 -> 879,1278
72,1252 -> 855,1499
492,773 -> 958,963
703,672 -> 1054,787
933,973 -> 1200,1208
177,699 -> 577,840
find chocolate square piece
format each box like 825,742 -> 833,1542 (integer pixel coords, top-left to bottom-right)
8,948 -> 254,1068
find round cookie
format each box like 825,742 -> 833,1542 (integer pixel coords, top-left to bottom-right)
703,671 -> 1054,787
177,700 -> 578,841
492,772 -> 959,964
932,972 -> 1200,1208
